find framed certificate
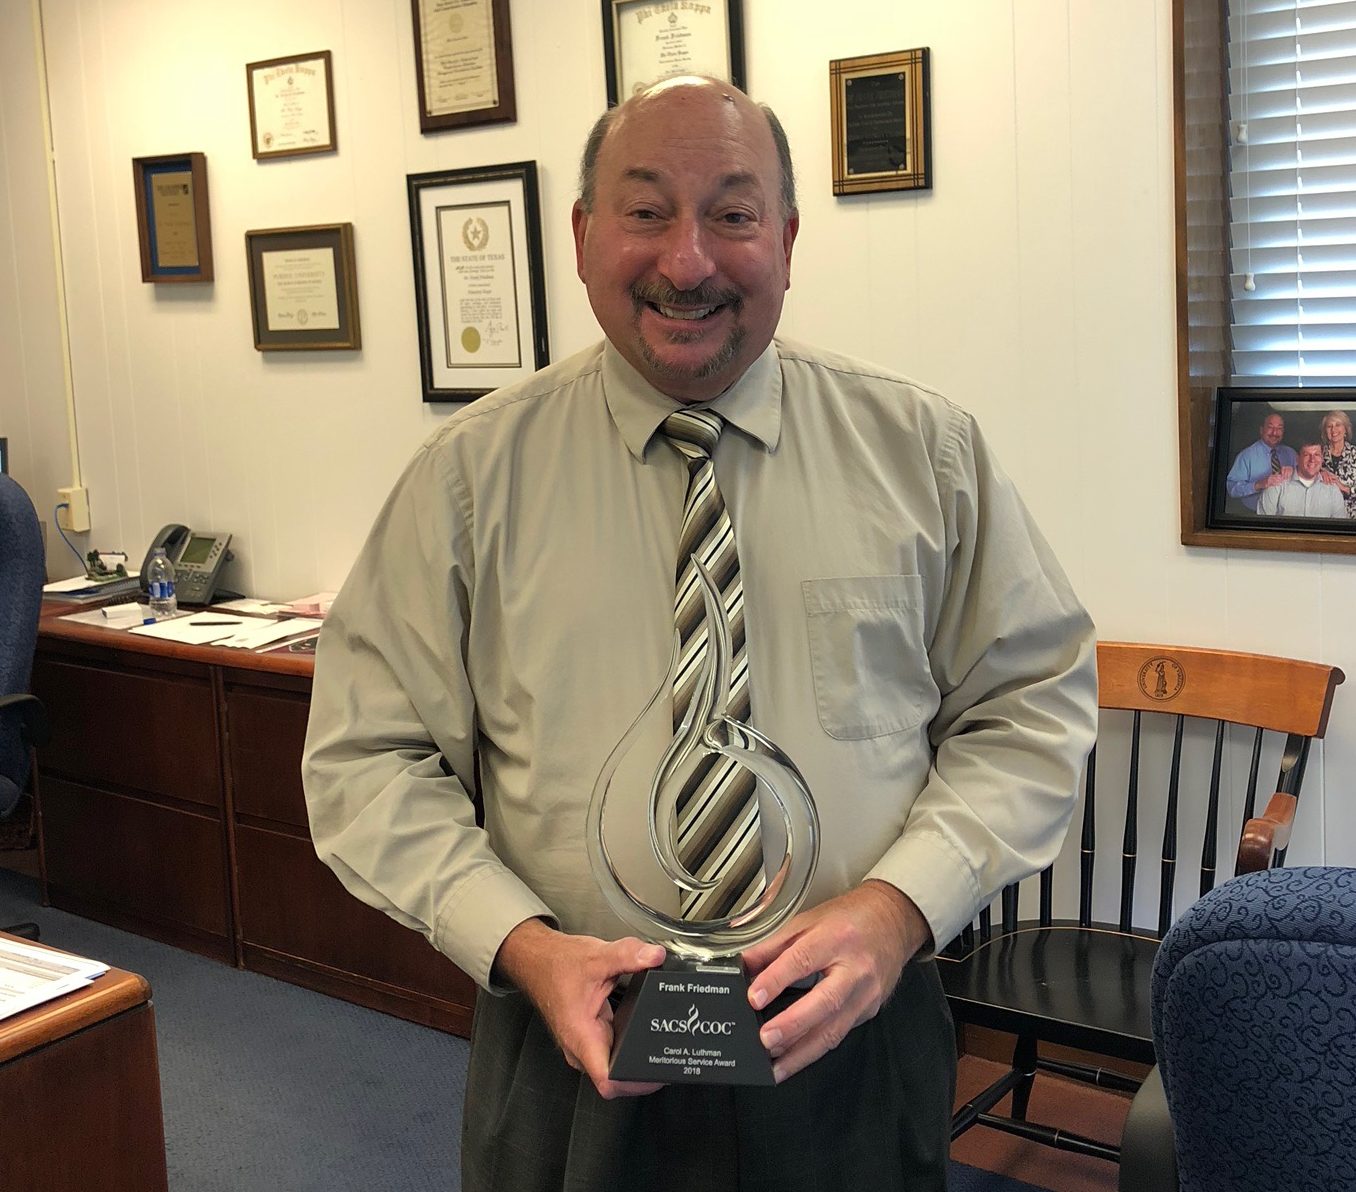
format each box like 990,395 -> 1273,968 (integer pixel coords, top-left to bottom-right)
602,0 -> 744,106
830,48 -> 932,195
244,223 -> 361,351
132,153 -> 214,284
246,50 -> 337,160
407,161 -> 549,403
411,0 -> 516,132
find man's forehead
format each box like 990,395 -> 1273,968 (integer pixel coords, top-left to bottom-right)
619,164 -> 764,192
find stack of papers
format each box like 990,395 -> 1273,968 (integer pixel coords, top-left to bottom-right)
41,573 -> 140,603
0,935 -> 108,1022
128,615 -> 323,650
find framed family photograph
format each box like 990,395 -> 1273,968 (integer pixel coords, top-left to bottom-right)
602,0 -> 744,107
830,48 -> 932,196
244,223 -> 361,351
411,0 -> 516,132
246,50 -> 337,160
132,152 -> 214,283
407,161 -> 549,403
1207,387 -> 1356,534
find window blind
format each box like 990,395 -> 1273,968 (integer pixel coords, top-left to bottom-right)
1229,0 -> 1356,383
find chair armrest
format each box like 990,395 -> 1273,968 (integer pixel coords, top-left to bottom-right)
1119,1066 -> 1178,1191
1236,792 -> 1297,874
0,693 -> 50,748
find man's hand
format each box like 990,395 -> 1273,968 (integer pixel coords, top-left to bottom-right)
1260,468 -> 1291,489
741,881 -> 932,1084
493,918 -> 667,1100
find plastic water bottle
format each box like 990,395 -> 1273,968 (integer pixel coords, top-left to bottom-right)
146,547 -> 178,619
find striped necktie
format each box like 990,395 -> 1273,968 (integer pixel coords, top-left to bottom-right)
662,408 -> 765,921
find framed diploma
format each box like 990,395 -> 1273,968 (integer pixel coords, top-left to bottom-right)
132,153 -> 214,284
246,50 -> 337,160
830,48 -> 932,196
407,161 -> 549,403
244,223 -> 361,351
411,0 -> 516,132
602,0 -> 744,106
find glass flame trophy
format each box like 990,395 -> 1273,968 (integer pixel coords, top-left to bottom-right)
587,560 -> 820,1086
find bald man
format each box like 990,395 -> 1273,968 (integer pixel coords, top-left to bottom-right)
304,77 -> 1096,1192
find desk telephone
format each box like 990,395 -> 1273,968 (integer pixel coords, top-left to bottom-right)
140,524 -> 233,606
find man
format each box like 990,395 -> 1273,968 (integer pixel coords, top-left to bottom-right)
1226,412 -> 1297,512
303,77 -> 1096,1191
1257,442 -> 1348,518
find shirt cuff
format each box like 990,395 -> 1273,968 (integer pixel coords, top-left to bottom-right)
432,864 -> 558,992
864,829 -> 981,958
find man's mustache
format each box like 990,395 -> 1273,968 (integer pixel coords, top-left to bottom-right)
631,282 -> 742,311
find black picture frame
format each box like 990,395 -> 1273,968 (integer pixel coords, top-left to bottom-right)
1208,387 -> 1356,533
132,152 -> 214,283
0,438 -> 8,475
244,222 -> 361,351
411,0 -> 517,132
407,160 -> 549,403
602,0 -> 744,107
246,50 -> 338,160
830,48 -> 932,196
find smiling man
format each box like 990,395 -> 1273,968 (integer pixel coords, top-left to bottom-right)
304,78 -> 1096,1192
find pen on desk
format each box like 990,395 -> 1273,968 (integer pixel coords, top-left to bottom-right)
188,618 -> 243,626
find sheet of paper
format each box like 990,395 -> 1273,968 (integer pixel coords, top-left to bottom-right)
59,606 -> 155,629
214,598 -> 292,616
129,615 -> 274,645
216,617 -> 323,650
0,935 -> 108,1022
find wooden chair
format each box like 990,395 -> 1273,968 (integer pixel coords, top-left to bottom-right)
940,641 -> 1344,1164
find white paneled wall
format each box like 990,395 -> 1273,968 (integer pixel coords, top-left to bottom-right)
1,0 -> 1353,886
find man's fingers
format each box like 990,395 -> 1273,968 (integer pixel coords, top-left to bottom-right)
599,938 -> 667,981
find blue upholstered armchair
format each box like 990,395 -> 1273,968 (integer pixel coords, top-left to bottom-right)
1120,866 -> 1356,1191
0,474 -> 49,819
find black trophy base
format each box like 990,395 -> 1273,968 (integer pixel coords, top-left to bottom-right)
609,954 -> 774,1086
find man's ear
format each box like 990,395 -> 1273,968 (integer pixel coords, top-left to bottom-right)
782,213 -> 799,289
572,202 -> 589,282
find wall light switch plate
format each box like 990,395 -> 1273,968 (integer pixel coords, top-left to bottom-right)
57,485 -> 90,532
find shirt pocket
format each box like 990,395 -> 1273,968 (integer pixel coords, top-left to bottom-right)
802,575 -> 929,741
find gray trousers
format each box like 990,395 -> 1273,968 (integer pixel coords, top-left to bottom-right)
462,960 -> 956,1192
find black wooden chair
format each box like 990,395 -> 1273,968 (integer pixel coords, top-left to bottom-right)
941,640 -> 1344,1164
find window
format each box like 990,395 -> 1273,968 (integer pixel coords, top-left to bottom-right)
1228,0 -> 1356,385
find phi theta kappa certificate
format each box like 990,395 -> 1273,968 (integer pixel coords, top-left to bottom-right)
616,1 -> 730,100
251,56 -> 332,154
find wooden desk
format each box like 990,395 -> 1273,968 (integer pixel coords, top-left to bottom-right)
0,945 -> 168,1191
31,612 -> 476,1035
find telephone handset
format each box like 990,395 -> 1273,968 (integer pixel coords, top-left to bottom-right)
140,524 -> 233,607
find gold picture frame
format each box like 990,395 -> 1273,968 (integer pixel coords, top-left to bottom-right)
830,48 -> 932,196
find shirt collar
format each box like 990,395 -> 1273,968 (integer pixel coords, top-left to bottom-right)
602,339 -> 783,460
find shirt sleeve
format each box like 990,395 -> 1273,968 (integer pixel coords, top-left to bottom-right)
1257,486 -> 1280,516
302,441 -> 556,991
1226,445 -> 1260,499
864,409 -> 1098,952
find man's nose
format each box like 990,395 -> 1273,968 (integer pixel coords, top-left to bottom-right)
657,216 -> 717,292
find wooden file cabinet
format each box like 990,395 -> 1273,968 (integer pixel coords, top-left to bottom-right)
32,615 -> 476,1035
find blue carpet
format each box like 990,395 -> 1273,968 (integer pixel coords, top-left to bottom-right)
0,867 -> 1045,1192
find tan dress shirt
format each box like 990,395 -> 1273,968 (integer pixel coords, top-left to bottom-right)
302,338 -> 1098,990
